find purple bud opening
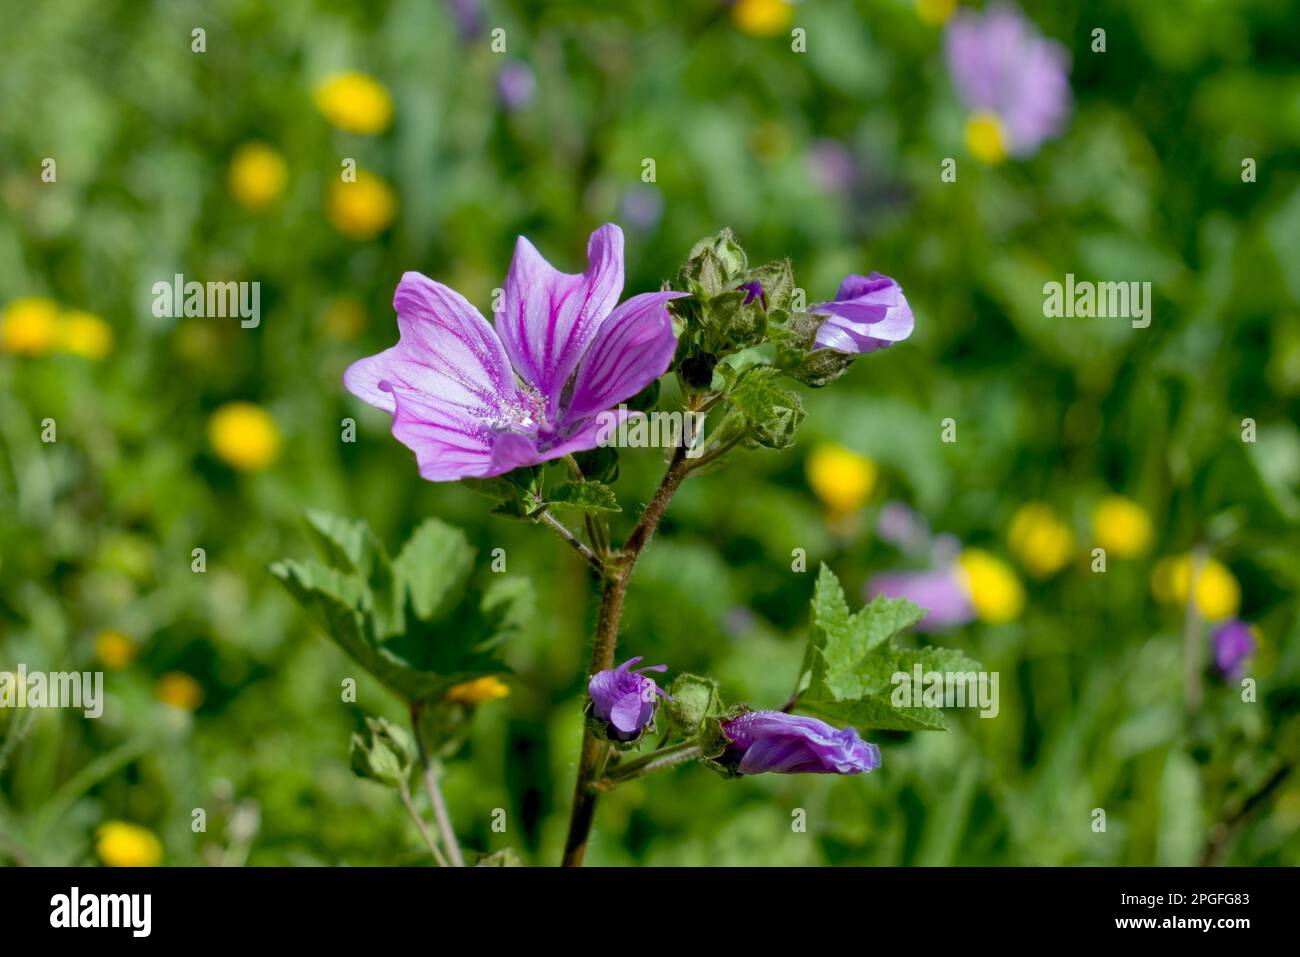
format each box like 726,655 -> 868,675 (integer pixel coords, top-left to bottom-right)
720,710 -> 881,775
812,272 -> 914,354
588,656 -> 670,740
737,281 -> 768,310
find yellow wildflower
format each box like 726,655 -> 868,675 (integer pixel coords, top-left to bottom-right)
96,822 -> 163,867
732,0 -> 794,37
56,310 -> 113,360
1151,554 -> 1240,621
957,549 -> 1025,624
2,296 -> 60,355
313,71 -> 394,134
95,630 -> 137,670
1091,495 -> 1153,558
328,170 -> 397,240
155,672 -> 204,711
229,143 -> 288,210
965,111 -> 1007,164
1007,502 -> 1075,579
208,402 -> 281,471
444,676 -> 510,705
806,443 -> 878,515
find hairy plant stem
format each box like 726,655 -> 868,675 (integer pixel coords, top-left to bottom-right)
561,443 -> 693,866
540,509 -> 607,575
411,703 -> 465,867
398,778 -> 449,867
597,740 -> 702,790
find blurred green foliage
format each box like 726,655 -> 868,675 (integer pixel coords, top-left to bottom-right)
1,0 -> 1298,866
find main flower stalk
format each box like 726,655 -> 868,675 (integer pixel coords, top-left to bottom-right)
561,444 -> 691,866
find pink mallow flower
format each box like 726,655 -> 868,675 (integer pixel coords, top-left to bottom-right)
345,224 -> 686,480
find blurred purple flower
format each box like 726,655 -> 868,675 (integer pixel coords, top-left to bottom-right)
589,656 -> 669,739
944,3 -> 1071,156
497,61 -> 536,111
444,0 -> 484,40
721,711 -> 881,775
344,224 -> 686,480
619,185 -> 664,233
868,566 -> 974,632
877,500 -> 929,552
805,138 -> 856,193
812,273 -> 915,354
1211,620 -> 1255,679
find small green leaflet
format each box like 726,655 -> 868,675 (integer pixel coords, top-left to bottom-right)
795,564 -> 982,731
544,480 -> 620,513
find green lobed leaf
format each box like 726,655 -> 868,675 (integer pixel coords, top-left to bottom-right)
794,564 -> 982,731
273,516 -> 533,704
545,480 -> 620,513
393,519 -> 476,622
572,445 -> 619,484
303,510 -> 401,636
460,466 -> 542,502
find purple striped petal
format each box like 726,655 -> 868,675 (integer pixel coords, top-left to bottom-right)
562,290 -> 686,424
722,711 -> 881,775
344,272 -> 516,415
812,272 -> 914,354
496,224 -> 624,416
386,385 -> 498,481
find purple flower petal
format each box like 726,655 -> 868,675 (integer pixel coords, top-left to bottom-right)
812,272 -> 914,354
386,385 -> 498,481
722,711 -> 881,775
588,656 -> 668,740
344,272 -> 516,415
496,224 -> 624,418
563,290 -> 685,423
609,694 -> 646,733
